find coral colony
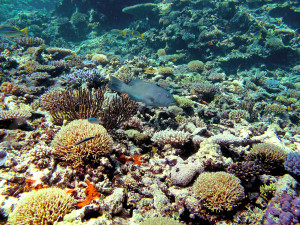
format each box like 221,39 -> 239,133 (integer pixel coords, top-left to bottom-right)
0,0 -> 300,224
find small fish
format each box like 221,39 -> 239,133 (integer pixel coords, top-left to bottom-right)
74,136 -> 96,146
87,118 -> 100,124
111,29 -> 144,39
111,29 -> 127,37
152,146 -> 157,154
109,76 -> 176,107
0,25 -> 28,38
172,58 -> 177,62
0,150 -> 7,166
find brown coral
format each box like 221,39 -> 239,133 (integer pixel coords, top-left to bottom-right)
51,119 -> 113,167
0,82 -> 20,95
193,171 -> 245,212
187,60 -> 204,72
46,47 -> 75,60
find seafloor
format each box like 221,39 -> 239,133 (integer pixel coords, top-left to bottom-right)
0,0 -> 300,224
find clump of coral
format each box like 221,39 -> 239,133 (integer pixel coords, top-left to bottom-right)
7,187 -> 76,225
193,171 -> 245,212
187,60 -> 204,72
51,119 -> 113,167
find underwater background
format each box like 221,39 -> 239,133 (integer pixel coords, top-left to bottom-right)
0,0 -> 300,224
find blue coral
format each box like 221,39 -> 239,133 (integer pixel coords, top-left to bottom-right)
283,152 -> 300,176
264,194 -> 300,225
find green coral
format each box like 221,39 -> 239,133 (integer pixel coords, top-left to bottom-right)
174,95 -> 194,108
260,183 -> 276,200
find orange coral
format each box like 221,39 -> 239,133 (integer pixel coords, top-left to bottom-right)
0,82 -> 20,95
117,154 -> 146,166
24,179 -> 49,191
77,180 -> 101,208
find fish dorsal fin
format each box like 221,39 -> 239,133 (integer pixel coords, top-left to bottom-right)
128,79 -> 144,86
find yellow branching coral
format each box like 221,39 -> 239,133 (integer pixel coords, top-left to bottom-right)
193,171 -> 245,212
51,119 -> 113,167
7,187 -> 76,225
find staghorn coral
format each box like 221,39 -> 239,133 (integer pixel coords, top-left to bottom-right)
151,129 -> 190,147
229,109 -> 250,123
0,82 -> 20,95
187,60 -> 204,72
100,94 -> 138,130
51,119 -> 113,166
248,143 -> 287,163
0,110 -> 31,120
193,171 -> 245,212
226,161 -> 263,182
7,187 -> 76,225
50,88 -> 105,125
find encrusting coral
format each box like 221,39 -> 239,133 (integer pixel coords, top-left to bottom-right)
51,119 -> 113,167
193,171 -> 245,212
7,187 -> 76,225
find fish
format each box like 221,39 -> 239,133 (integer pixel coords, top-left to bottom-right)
74,136 -> 96,146
87,118 -> 100,124
111,29 -> 145,39
0,25 -> 28,38
109,76 -> 176,107
0,150 -> 7,166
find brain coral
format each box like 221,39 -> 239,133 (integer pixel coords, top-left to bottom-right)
51,119 -> 113,167
7,187 -> 76,225
193,171 -> 245,212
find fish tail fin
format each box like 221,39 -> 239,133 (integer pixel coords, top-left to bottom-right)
21,27 -> 28,37
109,76 -> 126,92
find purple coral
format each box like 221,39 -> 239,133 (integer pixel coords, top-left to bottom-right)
284,152 -> 300,176
264,194 -> 300,225
64,68 -> 104,85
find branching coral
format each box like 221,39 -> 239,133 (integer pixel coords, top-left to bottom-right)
229,109 -> 250,123
51,119 -> 113,167
7,187 -> 76,225
50,88 -> 105,125
151,128 -> 190,147
193,171 -> 245,212
284,152 -> 300,176
0,81 -> 20,95
100,94 -> 138,130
